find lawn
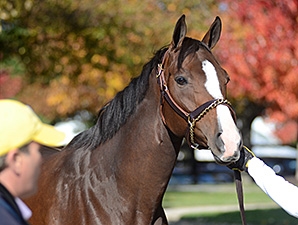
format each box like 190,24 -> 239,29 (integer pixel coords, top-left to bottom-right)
163,182 -> 272,208
173,209 -> 297,225
163,181 -> 298,225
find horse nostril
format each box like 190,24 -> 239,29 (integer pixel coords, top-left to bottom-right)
238,139 -> 243,151
233,150 -> 240,161
215,132 -> 224,153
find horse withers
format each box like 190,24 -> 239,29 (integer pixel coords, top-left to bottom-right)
26,15 -> 242,225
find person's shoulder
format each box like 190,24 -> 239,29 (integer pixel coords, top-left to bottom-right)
0,204 -> 22,225
0,197 -> 22,225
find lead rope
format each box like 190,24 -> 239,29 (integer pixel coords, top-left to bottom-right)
234,170 -> 247,225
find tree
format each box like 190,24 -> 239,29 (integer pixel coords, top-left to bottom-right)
0,69 -> 22,98
215,0 -> 298,146
0,0 -> 217,121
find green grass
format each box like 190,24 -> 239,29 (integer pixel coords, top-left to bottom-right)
163,183 -> 272,208
178,209 -> 297,225
163,182 -> 298,224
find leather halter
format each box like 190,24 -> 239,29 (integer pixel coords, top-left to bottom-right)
156,50 -> 236,150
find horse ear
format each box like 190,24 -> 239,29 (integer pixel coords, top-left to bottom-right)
170,14 -> 187,50
201,16 -> 222,50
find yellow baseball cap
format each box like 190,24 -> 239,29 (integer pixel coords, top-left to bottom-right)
0,99 -> 66,156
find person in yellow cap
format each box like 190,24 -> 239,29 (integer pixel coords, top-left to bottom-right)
0,99 -> 65,225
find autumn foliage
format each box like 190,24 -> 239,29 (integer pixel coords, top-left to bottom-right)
0,0 -> 297,144
217,0 -> 298,123
214,0 -> 298,144
0,0 -> 216,119
0,70 -> 22,98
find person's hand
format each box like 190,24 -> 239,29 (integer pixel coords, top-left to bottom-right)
227,146 -> 255,172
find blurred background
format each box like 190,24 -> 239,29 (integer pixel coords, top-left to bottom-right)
1,1 -> 298,224
0,0 -> 297,185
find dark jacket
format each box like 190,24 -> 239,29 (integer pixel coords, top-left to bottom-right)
0,183 -> 30,225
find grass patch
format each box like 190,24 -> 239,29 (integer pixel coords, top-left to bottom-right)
164,182 -> 298,224
164,191 -> 238,208
178,208 -> 297,225
163,183 -> 272,208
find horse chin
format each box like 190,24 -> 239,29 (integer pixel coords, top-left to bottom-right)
212,153 -> 239,166
213,156 -> 229,165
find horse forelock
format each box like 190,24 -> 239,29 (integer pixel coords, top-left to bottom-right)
177,37 -> 206,69
66,48 -> 168,151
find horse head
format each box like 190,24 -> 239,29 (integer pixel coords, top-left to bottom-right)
158,15 -> 242,165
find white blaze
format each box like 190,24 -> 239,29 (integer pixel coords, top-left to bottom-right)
202,60 -> 240,156
202,60 -> 223,99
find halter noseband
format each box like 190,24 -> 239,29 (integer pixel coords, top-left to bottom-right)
156,51 -> 236,150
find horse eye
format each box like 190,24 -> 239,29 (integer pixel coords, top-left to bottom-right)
175,76 -> 188,85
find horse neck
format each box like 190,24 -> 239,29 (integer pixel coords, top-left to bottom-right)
92,71 -> 183,206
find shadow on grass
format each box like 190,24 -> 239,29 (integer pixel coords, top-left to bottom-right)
171,208 -> 297,225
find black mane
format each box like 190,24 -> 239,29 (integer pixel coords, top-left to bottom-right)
66,48 -> 167,150
66,37 -> 203,151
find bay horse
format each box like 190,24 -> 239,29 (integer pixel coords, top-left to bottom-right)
26,15 -> 242,225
